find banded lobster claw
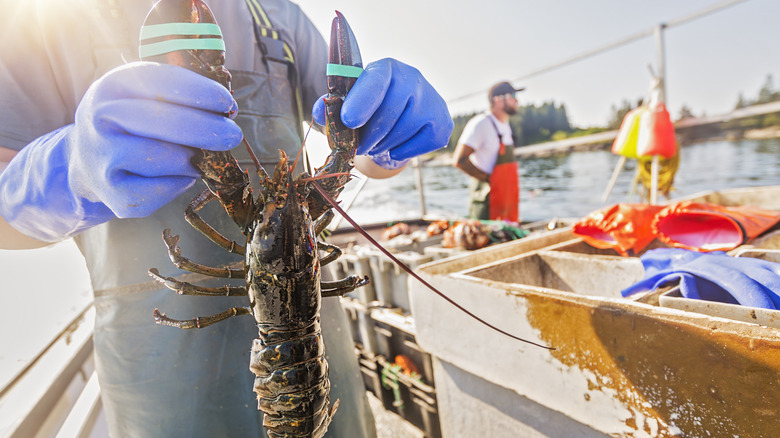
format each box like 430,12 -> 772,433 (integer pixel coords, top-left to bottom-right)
327,11 -> 363,102
139,0 -> 254,231
323,10 -> 362,158
307,11 -> 364,220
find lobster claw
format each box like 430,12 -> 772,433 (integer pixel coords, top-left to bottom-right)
307,11 -> 363,221
140,0 -> 232,89
327,11 -> 363,98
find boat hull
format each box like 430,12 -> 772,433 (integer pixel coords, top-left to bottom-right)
410,185 -> 780,437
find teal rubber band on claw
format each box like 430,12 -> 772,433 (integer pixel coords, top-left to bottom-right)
139,38 -> 226,59
140,23 -> 223,40
327,64 -> 363,78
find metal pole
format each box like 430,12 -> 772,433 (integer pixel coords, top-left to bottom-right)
601,156 -> 626,203
412,157 -> 427,217
650,23 -> 667,205
654,23 -> 667,109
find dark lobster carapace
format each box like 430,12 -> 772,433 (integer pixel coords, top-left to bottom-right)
143,1 -> 368,437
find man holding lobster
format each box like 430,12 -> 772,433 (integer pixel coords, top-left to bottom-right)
0,0 -> 453,436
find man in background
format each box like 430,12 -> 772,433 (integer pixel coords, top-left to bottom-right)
453,81 -> 523,222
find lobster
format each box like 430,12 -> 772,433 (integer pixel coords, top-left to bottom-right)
142,1 -> 552,436
142,1 -> 367,436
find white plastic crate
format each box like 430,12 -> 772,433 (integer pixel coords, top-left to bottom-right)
367,249 -> 433,314
339,297 -> 378,354
423,245 -> 466,261
325,248 -> 377,305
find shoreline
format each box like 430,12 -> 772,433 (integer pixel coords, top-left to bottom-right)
423,121 -> 780,167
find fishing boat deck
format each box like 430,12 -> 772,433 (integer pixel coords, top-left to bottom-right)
2,186 -> 779,437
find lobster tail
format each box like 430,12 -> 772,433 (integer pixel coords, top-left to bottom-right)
250,320 -> 337,437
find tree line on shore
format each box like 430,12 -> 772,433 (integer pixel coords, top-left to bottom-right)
446,102 -> 572,152
444,73 -> 780,152
735,74 -> 780,109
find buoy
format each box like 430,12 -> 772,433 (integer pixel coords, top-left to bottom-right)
611,107 -> 645,159
636,102 -> 676,158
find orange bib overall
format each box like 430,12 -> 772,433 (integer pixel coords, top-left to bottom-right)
488,119 -> 519,222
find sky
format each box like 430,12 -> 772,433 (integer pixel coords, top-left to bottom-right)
293,0 -> 780,128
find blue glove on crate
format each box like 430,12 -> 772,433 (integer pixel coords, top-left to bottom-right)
0,62 -> 243,242
312,58 -> 453,170
621,248 -> 780,309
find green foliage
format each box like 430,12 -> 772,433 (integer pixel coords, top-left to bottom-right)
762,112 -> 780,128
511,101 -> 572,145
722,112 -> 780,130
735,93 -> 747,110
551,130 -> 569,141
735,74 -> 780,109
447,101 -> 572,149
758,74 -> 777,104
678,104 -> 694,120
606,98 -> 643,130
561,126 -> 610,137
446,112 -> 479,151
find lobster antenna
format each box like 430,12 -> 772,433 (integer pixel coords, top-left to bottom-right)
299,172 -> 353,183
292,120 -> 315,173
243,138 -> 264,175
310,182 -> 555,351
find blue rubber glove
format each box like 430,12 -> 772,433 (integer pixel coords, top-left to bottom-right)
312,58 -> 453,170
0,62 -> 242,242
621,248 -> 780,309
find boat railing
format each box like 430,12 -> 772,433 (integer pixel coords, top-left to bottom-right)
0,303 -> 106,438
732,247 -> 780,262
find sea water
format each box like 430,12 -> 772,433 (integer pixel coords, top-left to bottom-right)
339,137 -> 780,225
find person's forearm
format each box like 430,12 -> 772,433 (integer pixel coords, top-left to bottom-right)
0,146 -> 16,166
455,155 -> 490,182
0,215 -> 53,249
0,147 -> 52,249
354,155 -> 405,179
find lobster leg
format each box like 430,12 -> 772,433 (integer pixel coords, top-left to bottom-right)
314,209 -> 335,235
316,225 -> 370,297
153,306 -> 252,330
148,268 -> 247,296
160,229 -> 246,278
185,188 -> 247,256
321,276 -> 370,298
317,241 -> 343,267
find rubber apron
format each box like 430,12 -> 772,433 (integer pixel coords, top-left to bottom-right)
653,201 -> 780,252
487,118 -> 520,222
573,203 -> 665,257
468,119 -> 520,221
72,51 -> 375,438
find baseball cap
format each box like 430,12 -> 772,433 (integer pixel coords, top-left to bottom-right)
489,81 -> 525,100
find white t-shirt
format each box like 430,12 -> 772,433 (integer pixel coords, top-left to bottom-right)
457,113 -> 514,174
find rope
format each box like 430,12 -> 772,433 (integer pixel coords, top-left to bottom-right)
447,0 -> 751,106
636,150 -> 680,201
